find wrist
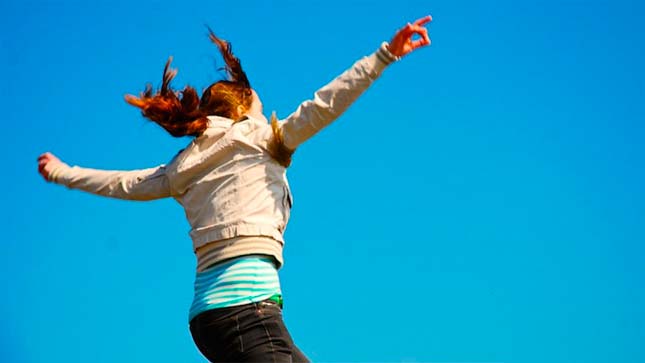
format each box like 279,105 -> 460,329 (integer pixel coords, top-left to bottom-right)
48,163 -> 67,182
377,42 -> 401,65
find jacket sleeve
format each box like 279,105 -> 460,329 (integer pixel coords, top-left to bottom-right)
278,42 -> 400,150
49,164 -> 171,201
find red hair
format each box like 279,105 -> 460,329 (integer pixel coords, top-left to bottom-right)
125,28 -> 252,137
125,27 -> 294,167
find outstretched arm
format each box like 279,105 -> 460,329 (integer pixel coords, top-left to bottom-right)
38,152 -> 171,201
277,15 -> 432,150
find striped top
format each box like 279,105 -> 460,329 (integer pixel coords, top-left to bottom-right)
189,255 -> 282,321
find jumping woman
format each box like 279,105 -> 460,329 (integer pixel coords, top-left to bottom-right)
38,15 -> 432,362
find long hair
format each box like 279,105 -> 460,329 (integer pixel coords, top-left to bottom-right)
198,27 -> 253,119
125,57 -> 207,137
124,28 -> 293,166
125,28 -> 252,137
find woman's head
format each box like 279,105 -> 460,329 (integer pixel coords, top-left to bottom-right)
199,81 -> 255,121
199,26 -> 261,120
125,27 -> 257,136
125,27 -> 290,166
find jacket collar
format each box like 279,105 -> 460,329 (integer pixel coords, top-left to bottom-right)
206,115 -> 234,127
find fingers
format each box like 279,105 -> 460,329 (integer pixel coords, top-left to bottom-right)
38,159 -> 49,180
400,23 -> 429,38
400,24 -> 431,47
414,15 -> 432,27
400,23 -> 416,37
38,152 -> 51,161
411,27 -> 431,48
411,37 -> 431,50
389,15 -> 433,57
38,154 -> 50,176
37,152 -> 58,181
38,152 -> 56,164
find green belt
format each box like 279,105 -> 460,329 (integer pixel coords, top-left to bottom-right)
268,293 -> 283,308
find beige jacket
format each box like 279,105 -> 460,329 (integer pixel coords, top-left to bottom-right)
50,42 -> 399,267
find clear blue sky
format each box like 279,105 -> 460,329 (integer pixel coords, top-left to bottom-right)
2,0 -> 644,362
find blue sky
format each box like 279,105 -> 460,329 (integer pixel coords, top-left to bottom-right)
2,0 -> 644,362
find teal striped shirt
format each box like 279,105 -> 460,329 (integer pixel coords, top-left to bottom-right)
189,255 -> 282,321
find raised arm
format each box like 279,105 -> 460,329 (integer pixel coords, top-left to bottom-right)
38,152 -> 171,201
278,15 -> 432,150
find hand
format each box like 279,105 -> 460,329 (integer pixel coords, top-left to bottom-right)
387,15 -> 432,57
38,152 -> 68,182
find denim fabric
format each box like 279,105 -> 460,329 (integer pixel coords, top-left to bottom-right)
189,298 -> 309,362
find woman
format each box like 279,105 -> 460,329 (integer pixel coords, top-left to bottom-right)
38,16 -> 432,363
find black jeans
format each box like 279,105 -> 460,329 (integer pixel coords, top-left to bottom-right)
189,299 -> 309,362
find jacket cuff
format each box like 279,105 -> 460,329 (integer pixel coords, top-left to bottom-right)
371,41 -> 400,74
49,164 -> 70,184
376,42 -> 400,65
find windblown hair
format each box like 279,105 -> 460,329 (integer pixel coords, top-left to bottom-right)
125,28 -> 248,137
269,111 -> 293,167
125,27 -> 294,166
125,57 -> 206,137
198,27 -> 253,120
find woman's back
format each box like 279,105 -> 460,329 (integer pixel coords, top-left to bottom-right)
167,115 -> 292,255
